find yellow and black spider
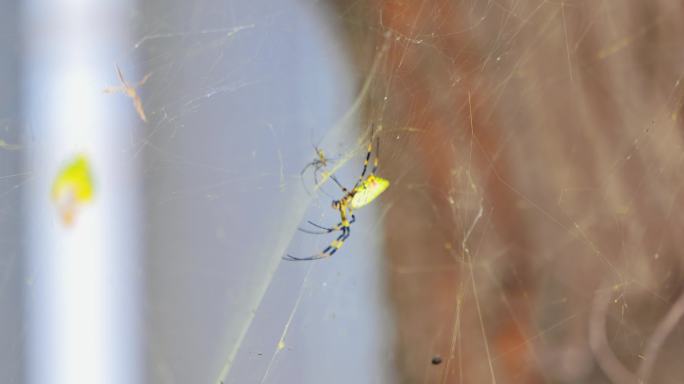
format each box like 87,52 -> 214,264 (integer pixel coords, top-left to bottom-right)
285,131 -> 390,261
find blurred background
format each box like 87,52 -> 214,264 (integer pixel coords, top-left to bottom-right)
3,0 -> 684,383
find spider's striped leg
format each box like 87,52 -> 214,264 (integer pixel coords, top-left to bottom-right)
299,215 -> 355,235
283,224 -> 352,261
370,137 -> 380,175
283,254 -> 321,261
328,174 -> 348,193
322,225 -> 351,257
354,128 -> 380,188
356,139 -> 373,186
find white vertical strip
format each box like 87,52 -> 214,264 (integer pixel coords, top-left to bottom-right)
23,1 -> 141,384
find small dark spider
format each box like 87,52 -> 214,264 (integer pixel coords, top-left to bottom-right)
300,146 -> 331,185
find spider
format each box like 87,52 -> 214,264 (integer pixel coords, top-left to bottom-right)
285,131 -> 390,261
300,146 -> 331,182
300,146 -> 336,196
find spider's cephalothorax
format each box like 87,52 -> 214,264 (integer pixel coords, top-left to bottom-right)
284,131 -> 389,261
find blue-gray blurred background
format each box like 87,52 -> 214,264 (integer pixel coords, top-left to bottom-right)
0,1 -> 394,383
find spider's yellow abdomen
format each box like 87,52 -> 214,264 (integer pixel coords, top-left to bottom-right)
351,175 -> 389,209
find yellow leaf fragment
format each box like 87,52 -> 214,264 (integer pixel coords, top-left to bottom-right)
52,154 -> 95,225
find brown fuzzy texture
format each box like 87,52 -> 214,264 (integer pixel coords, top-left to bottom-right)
330,1 -> 684,383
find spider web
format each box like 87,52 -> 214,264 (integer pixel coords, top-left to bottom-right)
4,0 -> 684,383
123,1 -> 393,383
